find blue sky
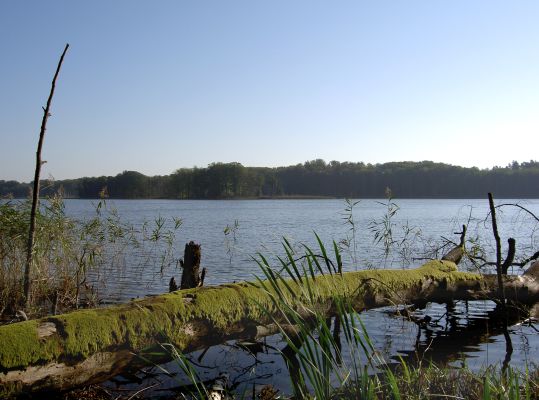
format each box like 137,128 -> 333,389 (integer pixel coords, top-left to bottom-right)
1,1 -> 538,181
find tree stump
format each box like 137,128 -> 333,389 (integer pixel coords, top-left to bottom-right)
180,241 -> 205,289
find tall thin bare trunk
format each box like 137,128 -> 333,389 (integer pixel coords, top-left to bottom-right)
24,44 -> 69,309
487,192 -> 513,369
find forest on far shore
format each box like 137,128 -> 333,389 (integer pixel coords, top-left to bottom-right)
2,159 -> 539,199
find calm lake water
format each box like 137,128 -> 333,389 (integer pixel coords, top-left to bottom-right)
60,198 -> 539,396
63,198 -> 539,300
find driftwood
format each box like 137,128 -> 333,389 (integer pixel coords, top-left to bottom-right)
1,259 -> 539,397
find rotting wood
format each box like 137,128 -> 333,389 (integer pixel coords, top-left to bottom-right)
441,224 -> 466,264
502,238 -> 516,275
180,241 -> 206,289
2,259 -> 539,397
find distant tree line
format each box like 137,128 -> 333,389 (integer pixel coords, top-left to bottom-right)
2,160 -> 539,199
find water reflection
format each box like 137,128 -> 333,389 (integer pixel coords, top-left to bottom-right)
101,300 -> 538,398
391,301 -> 527,367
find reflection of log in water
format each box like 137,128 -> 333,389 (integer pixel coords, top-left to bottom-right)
104,338 -> 285,399
84,303 -> 532,399
276,303 -> 530,394
391,301 -> 527,367
332,317 -> 343,366
281,337 -> 308,397
115,306 -> 525,398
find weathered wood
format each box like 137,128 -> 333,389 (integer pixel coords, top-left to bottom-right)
1,260 -> 539,397
441,224 -> 466,264
180,241 -> 204,289
169,277 -> 178,292
502,238 -> 516,275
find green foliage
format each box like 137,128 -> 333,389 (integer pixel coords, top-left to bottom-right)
3,159 -> 539,199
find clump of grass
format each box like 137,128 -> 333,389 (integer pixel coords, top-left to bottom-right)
251,236 -> 539,400
251,236 -> 379,398
0,194 -> 181,319
332,362 -> 539,400
0,195 -> 78,316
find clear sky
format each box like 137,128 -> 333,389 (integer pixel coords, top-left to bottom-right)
1,1 -> 538,181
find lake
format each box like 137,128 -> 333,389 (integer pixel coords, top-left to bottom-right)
61,198 -> 539,396
63,198 -> 539,300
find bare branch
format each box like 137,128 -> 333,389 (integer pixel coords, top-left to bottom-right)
496,203 -> 539,224
24,44 -> 69,308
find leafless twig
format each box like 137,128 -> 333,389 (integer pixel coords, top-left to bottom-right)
496,203 -> 539,224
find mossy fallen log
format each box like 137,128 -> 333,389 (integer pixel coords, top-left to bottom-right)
1,260 -> 539,397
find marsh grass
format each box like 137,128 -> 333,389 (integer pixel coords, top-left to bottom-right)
251,237 -> 539,399
339,198 -> 361,267
329,362 -> 539,400
0,194 -> 181,319
252,237 -> 389,398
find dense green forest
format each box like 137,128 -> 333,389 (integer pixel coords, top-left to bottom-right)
2,160 -> 539,199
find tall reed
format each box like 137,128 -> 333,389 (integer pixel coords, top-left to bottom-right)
0,194 -> 181,318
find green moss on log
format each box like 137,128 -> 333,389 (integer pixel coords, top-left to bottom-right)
0,320 -> 62,370
0,260 -> 479,372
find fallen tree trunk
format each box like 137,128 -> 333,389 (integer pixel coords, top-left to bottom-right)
1,260 -> 539,397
